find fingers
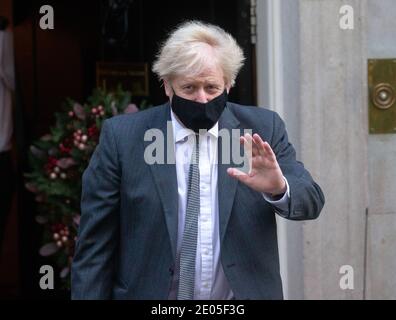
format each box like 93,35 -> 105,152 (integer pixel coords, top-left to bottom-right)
240,135 -> 258,157
239,134 -> 260,157
240,133 -> 276,162
252,133 -> 276,161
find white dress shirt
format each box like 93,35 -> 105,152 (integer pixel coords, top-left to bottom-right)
0,28 -> 15,152
168,110 -> 290,300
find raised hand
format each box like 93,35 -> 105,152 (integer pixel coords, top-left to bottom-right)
227,133 -> 286,196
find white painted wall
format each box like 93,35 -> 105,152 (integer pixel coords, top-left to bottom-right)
365,0 -> 396,299
256,0 -> 304,300
299,0 -> 368,299
256,0 -> 368,299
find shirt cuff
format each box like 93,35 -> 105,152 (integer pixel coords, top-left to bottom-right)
262,176 -> 290,211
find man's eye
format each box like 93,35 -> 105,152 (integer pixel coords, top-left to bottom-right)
207,86 -> 220,92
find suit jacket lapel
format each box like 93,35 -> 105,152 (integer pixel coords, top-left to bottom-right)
144,103 -> 179,260
218,104 -> 240,244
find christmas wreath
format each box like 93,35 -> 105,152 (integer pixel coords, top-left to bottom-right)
25,87 -> 145,287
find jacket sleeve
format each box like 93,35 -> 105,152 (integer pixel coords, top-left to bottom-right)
71,120 -> 120,299
269,112 -> 325,220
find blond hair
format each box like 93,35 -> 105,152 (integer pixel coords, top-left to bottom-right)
152,21 -> 245,87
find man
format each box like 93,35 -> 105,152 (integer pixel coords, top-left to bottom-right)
72,21 -> 325,300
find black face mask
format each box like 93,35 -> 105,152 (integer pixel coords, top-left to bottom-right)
170,90 -> 228,133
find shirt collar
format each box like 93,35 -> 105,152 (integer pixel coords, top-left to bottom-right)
170,108 -> 219,143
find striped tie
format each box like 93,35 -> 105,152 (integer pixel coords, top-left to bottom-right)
177,134 -> 200,300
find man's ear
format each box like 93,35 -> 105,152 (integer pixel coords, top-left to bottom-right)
163,79 -> 173,98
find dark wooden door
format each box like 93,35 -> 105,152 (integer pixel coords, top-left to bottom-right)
11,0 -> 255,298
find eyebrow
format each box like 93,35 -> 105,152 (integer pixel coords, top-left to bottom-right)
180,79 -> 222,85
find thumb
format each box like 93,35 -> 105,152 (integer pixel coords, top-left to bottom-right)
227,167 -> 250,184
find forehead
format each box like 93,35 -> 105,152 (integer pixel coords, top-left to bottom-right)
174,63 -> 224,84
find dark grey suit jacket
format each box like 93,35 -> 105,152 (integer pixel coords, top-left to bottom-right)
71,102 -> 325,300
